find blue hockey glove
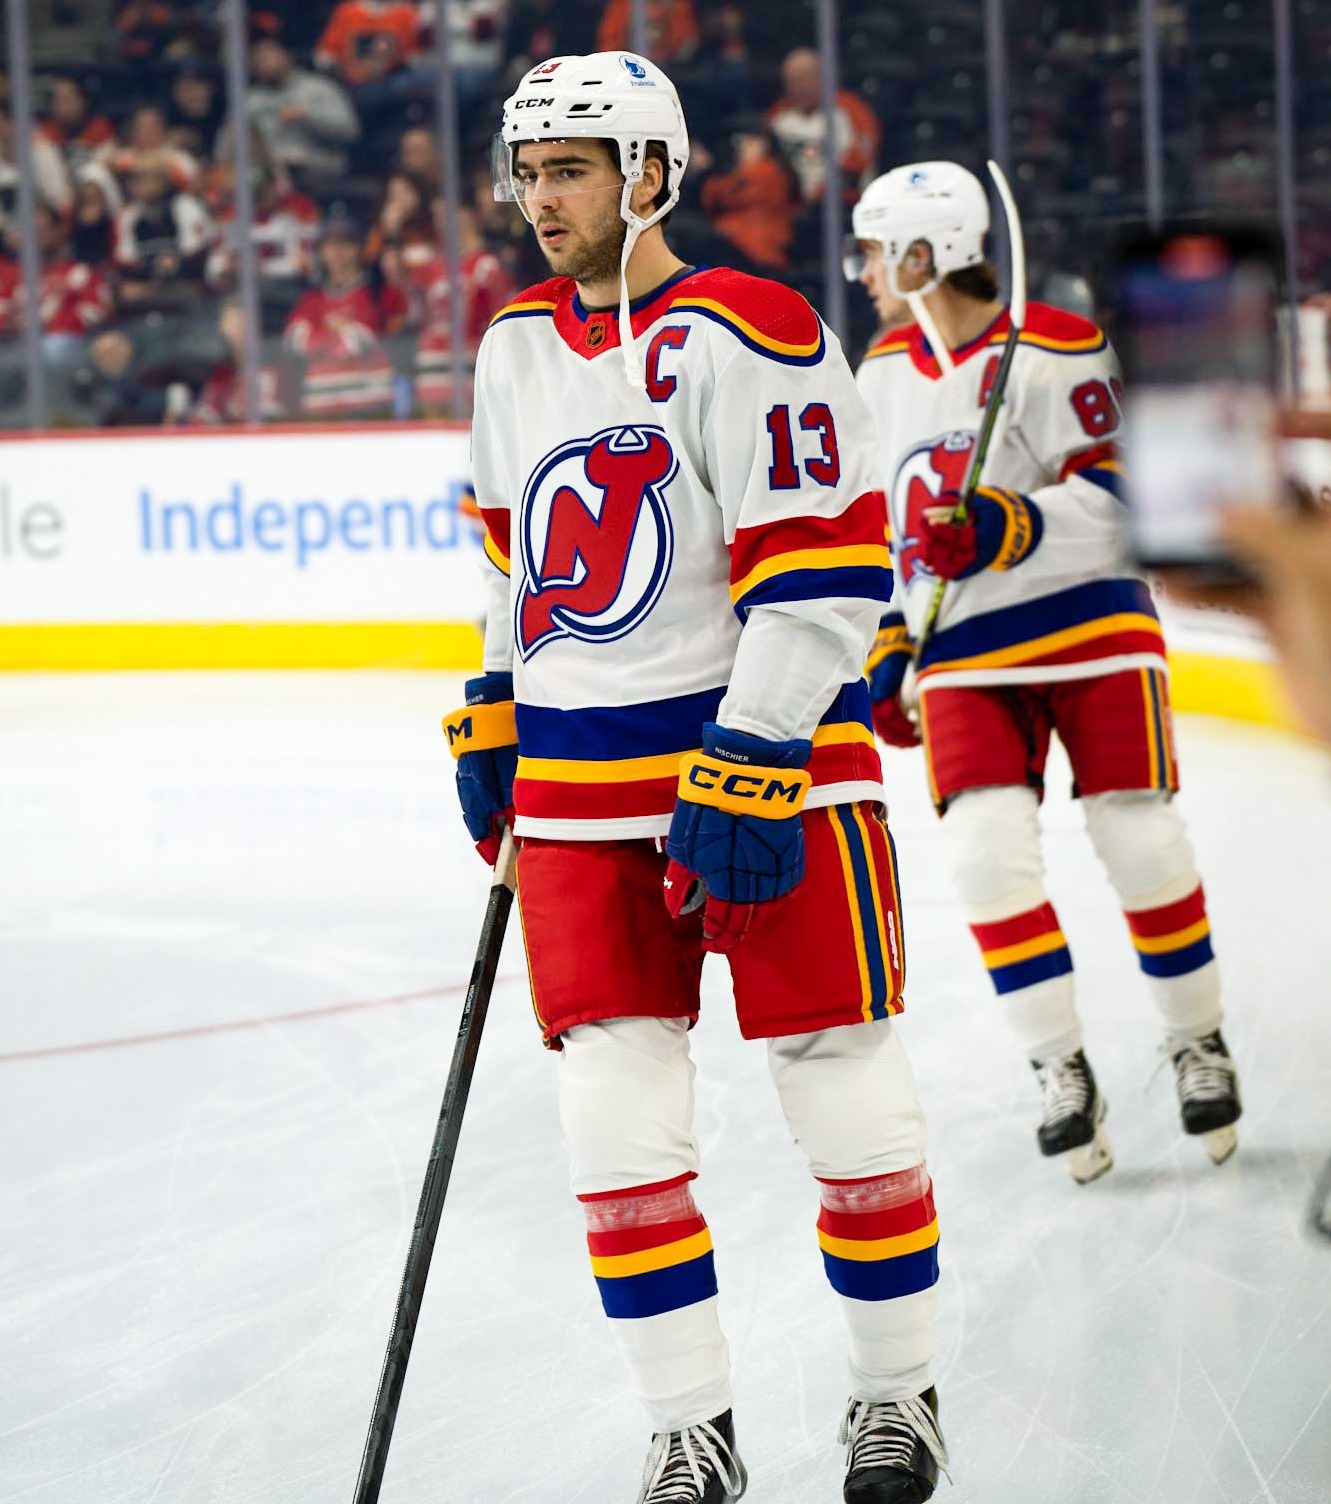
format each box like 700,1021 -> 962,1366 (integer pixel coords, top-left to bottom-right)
866,613 -> 920,748
664,723 -> 812,953
919,486 -> 1044,580
443,671 -> 517,864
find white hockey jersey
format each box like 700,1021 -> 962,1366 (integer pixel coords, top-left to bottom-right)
471,265 -> 891,840
855,302 -> 1167,688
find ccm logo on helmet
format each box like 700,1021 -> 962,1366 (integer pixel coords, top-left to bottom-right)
687,766 -> 806,804
514,97 -> 554,109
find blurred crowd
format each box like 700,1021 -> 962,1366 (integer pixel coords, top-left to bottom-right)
0,0 -> 1329,427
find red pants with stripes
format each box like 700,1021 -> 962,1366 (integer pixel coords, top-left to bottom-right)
516,802 -> 907,1044
918,667 -> 1178,812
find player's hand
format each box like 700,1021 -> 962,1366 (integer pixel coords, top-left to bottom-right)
919,486 -> 1042,580
443,671 -> 517,864
664,723 -> 812,954
871,695 -> 921,748
866,614 -> 920,746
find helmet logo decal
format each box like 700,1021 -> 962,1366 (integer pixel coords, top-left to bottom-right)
531,60 -> 562,77
620,55 -> 648,80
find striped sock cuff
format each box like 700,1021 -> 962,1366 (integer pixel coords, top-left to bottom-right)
580,1178 -> 718,1320
1125,883 -> 1215,978
970,902 -> 1073,994
816,1169 -> 940,1302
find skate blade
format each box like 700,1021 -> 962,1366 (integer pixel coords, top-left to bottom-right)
1200,1124 -> 1238,1165
1064,1124 -> 1114,1184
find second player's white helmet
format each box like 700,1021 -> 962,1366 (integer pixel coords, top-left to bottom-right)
847,161 -> 990,284
494,52 -> 689,385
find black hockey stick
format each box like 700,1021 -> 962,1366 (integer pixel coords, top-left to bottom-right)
351,826 -> 517,1504
914,160 -> 1027,662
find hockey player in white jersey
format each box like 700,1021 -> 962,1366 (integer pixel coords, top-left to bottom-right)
444,54 -> 948,1504
848,161 -> 1242,1182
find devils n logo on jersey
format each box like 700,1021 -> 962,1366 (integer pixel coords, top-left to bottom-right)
891,429 -> 976,584
516,425 -> 678,660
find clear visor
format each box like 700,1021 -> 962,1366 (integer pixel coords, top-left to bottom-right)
843,235 -> 888,283
491,133 -> 628,225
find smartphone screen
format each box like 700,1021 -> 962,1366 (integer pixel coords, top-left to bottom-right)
1116,229 -> 1282,573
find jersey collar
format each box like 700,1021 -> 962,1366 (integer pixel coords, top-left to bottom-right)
910,307 -> 1011,379
556,265 -> 702,360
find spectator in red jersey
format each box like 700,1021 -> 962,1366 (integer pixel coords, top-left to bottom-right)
284,217 -> 409,419
248,37 -> 360,194
39,77 -> 117,178
411,207 -> 517,413
99,104 -> 200,194
204,141 -> 321,299
114,153 -> 213,313
596,0 -> 699,63
766,46 -> 881,205
0,205 -> 114,350
179,302 -> 287,425
699,124 -> 799,271
315,2 -> 424,90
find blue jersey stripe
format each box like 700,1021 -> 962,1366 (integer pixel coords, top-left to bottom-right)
921,578 -> 1158,667
735,564 -> 894,618
834,804 -> 890,1016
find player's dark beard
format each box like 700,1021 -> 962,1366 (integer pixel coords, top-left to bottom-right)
541,207 -> 626,289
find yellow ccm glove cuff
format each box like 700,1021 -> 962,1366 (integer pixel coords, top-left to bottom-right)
442,700 -> 518,759
677,752 -> 813,819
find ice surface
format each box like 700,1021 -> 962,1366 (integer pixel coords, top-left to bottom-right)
2,672 -> 1329,1504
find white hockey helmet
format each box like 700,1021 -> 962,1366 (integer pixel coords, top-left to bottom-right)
846,161 -> 989,282
493,52 -> 690,386
494,52 -> 689,229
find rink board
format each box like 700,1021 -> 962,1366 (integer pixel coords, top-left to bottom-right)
0,423 -> 1308,732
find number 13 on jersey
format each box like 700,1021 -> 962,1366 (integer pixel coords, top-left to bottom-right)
766,403 -> 841,490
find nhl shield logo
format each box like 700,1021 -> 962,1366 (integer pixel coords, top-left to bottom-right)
516,425 -> 678,660
586,320 -> 607,350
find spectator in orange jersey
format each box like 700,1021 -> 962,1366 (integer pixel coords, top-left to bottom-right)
766,46 -> 881,205
596,0 -> 699,64
39,77 -> 116,177
699,125 -> 799,271
315,1 -> 424,89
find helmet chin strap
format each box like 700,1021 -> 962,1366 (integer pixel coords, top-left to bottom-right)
617,173 -> 678,388
889,259 -> 956,377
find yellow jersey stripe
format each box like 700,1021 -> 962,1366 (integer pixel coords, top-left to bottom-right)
489,299 -> 557,325
812,722 -> 876,751
589,1228 -> 713,1279
818,1218 -> 940,1263
1133,917 -> 1212,955
924,612 -> 1164,674
730,543 -> 892,605
517,750 -> 686,784
851,802 -> 891,1018
828,807 -> 874,1018
670,297 -> 824,358
483,530 -> 510,575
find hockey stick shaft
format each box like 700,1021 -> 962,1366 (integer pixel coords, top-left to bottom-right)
914,161 -> 1027,660
351,826 -> 517,1504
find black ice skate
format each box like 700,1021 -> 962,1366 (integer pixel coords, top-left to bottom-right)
841,1388 -> 949,1503
1168,1029 -> 1241,1164
636,1409 -> 747,1503
1031,1049 -> 1113,1183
